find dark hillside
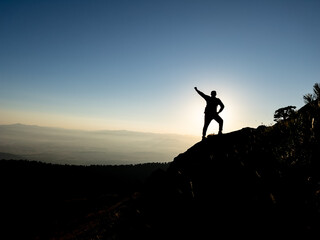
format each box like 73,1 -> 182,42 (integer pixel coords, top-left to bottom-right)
98,102 -> 320,240
0,161 -> 168,240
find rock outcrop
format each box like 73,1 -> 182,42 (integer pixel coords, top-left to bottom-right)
101,102 -> 320,240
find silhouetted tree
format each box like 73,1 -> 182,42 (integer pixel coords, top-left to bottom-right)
303,83 -> 320,104
274,106 -> 296,122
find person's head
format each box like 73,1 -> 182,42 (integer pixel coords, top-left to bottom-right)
211,90 -> 217,97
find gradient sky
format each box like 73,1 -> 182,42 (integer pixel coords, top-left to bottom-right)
1,0 -> 320,136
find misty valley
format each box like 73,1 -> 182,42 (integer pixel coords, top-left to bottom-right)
0,124 -> 198,165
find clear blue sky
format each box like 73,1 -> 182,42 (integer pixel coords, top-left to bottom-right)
1,0 -> 320,136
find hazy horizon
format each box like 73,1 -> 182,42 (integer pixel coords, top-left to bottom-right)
0,123 -> 199,165
1,122 -> 200,137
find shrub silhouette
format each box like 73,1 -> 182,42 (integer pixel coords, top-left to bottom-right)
274,105 -> 296,122
303,82 -> 320,104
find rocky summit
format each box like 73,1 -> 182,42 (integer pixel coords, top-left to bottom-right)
98,102 -> 320,240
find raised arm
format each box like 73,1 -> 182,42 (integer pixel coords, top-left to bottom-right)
194,87 -> 208,100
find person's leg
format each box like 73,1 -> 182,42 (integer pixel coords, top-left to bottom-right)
214,115 -> 223,135
202,114 -> 212,138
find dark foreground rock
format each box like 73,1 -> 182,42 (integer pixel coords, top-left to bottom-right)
97,103 -> 320,240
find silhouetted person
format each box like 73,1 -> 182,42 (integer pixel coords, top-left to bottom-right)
194,87 -> 224,139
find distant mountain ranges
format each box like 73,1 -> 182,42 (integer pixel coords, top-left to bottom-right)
0,152 -> 22,160
0,123 -> 198,165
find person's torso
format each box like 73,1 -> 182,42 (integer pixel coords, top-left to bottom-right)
205,97 -> 220,113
